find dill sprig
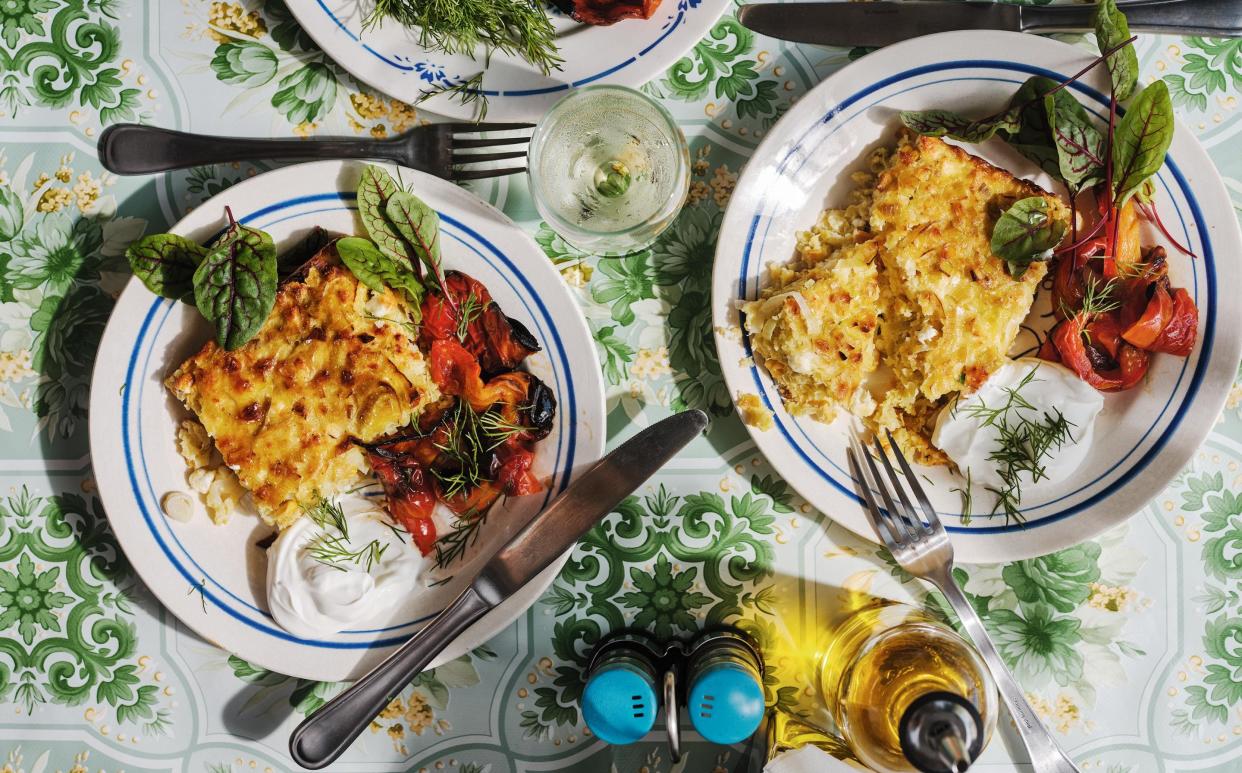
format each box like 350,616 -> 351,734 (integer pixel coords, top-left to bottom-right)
950,468 -> 974,526
1080,276 -> 1120,316
433,400 -> 490,498
307,533 -> 389,573
455,291 -> 485,342
434,509 -> 487,570
959,367 -> 1077,524
304,496 -> 349,539
433,399 -> 527,494
367,0 -> 563,75
301,495 -> 390,572
479,409 -> 526,449
417,72 -> 489,122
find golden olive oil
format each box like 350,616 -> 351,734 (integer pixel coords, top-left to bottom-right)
820,603 -> 996,772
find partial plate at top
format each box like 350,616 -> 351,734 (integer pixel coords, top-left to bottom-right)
286,0 -> 733,120
711,31 -> 1242,563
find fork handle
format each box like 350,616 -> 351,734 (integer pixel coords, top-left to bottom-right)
98,124 -> 416,175
933,570 -> 1082,773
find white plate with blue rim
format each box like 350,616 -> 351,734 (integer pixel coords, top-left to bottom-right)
89,160 -> 606,680
285,0 -> 733,120
711,31 -> 1242,564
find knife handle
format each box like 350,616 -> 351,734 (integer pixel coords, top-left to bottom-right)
1021,0 -> 1242,37
288,587 -> 492,769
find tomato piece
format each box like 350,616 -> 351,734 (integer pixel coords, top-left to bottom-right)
1150,287 -> 1198,356
1052,318 -> 1122,390
420,293 -> 458,342
1085,313 -> 1123,360
1115,344 -> 1151,390
365,450 -> 438,556
428,338 -> 483,396
1121,280 -> 1173,350
493,445 -> 542,497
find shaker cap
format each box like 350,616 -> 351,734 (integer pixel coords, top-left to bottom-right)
897,691 -> 984,773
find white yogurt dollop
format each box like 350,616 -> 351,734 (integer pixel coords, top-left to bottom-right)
932,358 -> 1104,492
267,507 -> 425,638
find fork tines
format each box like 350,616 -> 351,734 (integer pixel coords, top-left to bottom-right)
846,428 -> 944,549
451,122 -> 533,181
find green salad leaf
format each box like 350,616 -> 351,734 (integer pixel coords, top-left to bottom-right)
126,233 -> 208,302
1111,80 -> 1174,206
1045,92 -> 1107,194
385,190 -> 441,274
898,106 -> 1021,143
1002,77 -> 1063,178
990,197 -> 1067,279
193,222 -> 277,351
1094,0 -> 1139,101
335,236 -> 424,312
357,164 -> 411,265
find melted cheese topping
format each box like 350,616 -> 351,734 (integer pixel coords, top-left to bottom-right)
166,255 -> 440,529
742,131 -> 1070,464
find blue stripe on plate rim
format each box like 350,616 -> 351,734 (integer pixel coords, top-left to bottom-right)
735,59 -> 1215,535
121,191 -> 580,648
310,0 -> 692,97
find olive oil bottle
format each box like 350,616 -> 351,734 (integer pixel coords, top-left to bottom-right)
820,603 -> 997,772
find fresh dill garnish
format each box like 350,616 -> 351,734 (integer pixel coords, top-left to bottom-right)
454,291 -> 485,342
367,0 -> 563,75
186,578 -> 207,613
479,408 -> 526,449
950,468 -> 974,526
428,575 -> 455,588
433,399 -> 527,494
304,496 -> 349,540
432,400 -> 490,498
433,509 -> 487,570
307,533 -> 389,573
383,519 -> 408,542
301,495 -> 391,572
416,72 -> 489,122
959,366 -> 1077,524
1073,275 -> 1121,318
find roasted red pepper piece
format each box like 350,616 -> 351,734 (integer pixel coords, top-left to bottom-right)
1121,279 -> 1173,350
1051,314 -> 1150,392
428,338 -> 482,397
1150,287 -> 1197,356
365,449 -> 438,556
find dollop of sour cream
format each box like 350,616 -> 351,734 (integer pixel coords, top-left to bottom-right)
267,506 -> 425,638
932,358 -> 1104,491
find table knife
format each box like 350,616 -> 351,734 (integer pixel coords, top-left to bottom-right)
739,0 -> 1242,48
287,409 -> 710,769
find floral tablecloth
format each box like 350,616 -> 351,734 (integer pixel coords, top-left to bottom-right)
0,2 -> 1239,772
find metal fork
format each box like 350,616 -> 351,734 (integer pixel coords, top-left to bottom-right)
97,122 -> 531,181
846,429 -> 1082,773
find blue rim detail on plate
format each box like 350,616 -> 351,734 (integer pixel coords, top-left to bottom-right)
736,59 -> 1215,534
122,191 -> 580,648
310,0 -> 692,97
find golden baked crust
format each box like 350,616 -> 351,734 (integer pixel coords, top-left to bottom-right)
166,245 -> 439,528
741,130 -> 1069,464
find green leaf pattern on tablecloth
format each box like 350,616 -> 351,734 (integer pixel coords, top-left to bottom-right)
0,486 -> 168,733
1167,466 -> 1242,733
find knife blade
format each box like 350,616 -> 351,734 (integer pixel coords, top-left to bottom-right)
289,409 -> 710,769
739,0 -> 1242,49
